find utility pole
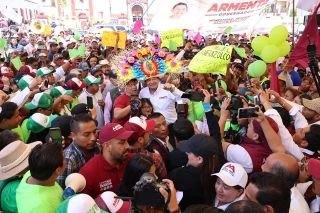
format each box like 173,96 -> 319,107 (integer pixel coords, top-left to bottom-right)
292,0 -> 295,48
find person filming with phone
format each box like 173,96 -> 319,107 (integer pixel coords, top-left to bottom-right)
219,92 -> 286,174
112,78 -> 139,126
78,75 -> 104,129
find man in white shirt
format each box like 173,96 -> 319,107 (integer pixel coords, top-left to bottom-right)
139,77 -> 183,124
24,37 -> 37,57
78,75 -> 104,129
261,153 -> 310,213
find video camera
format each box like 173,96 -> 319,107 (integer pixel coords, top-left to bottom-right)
133,173 -> 170,208
222,95 -> 243,111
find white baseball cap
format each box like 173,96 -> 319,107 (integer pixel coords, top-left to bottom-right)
95,191 -> 131,213
57,193 -> 106,213
211,162 -> 248,188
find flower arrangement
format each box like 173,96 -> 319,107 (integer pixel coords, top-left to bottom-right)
119,47 -> 182,81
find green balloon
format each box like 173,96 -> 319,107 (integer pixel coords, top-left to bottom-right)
73,32 -> 81,41
252,36 -> 270,53
260,45 -> 280,63
248,60 -> 267,77
278,41 -> 291,57
269,25 -> 289,45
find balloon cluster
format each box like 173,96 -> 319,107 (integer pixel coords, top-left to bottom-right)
249,25 -> 291,77
252,25 -> 291,63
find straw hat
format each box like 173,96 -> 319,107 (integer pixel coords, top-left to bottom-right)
302,98 -> 320,114
0,140 -> 42,180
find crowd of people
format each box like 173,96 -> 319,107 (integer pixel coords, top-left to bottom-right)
0,21 -> 320,213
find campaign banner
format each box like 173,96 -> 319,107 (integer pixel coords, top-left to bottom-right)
147,0 -> 272,33
188,45 -> 233,75
101,31 -> 127,49
160,29 -> 184,49
205,0 -> 270,32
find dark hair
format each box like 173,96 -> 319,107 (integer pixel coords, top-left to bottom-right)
284,87 -> 299,98
65,73 -> 80,83
233,63 -> 244,72
225,200 -> 265,213
269,161 -> 299,188
0,130 -> 20,151
301,76 -> 313,84
118,154 -> 154,197
26,57 -> 38,65
139,98 -> 154,116
70,114 -> 96,132
173,118 -> 194,142
249,172 -> 291,213
172,2 -> 188,10
305,124 -> 320,152
28,142 -> 63,181
184,204 -> 224,213
51,115 -> 72,138
300,93 -> 312,101
147,112 -> 164,120
50,43 -> 58,48
87,56 -> 99,68
0,102 -> 18,122
273,107 -> 291,128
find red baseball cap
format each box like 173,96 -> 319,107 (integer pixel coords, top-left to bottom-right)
66,77 -> 86,90
99,123 -> 133,144
124,117 -> 156,143
308,158 -> 320,180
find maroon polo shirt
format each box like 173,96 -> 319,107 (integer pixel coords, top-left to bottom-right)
112,94 -> 130,126
79,153 -> 132,198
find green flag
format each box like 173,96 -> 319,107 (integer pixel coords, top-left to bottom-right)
168,40 -> 178,52
68,49 -> 78,59
224,26 -> 233,34
77,44 -> 86,57
0,38 -> 7,49
234,47 -> 247,59
11,57 -> 23,70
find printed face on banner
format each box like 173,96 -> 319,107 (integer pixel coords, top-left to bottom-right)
147,0 -> 271,33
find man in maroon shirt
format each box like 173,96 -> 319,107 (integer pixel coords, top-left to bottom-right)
112,79 -> 138,125
79,123 -> 133,198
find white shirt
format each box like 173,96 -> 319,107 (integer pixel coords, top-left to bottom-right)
264,109 -> 304,160
289,186 -> 310,213
24,43 -> 37,57
214,192 -> 245,211
103,91 -> 112,124
78,89 -> 104,129
139,84 -> 183,124
310,195 -> 320,213
283,98 -> 320,127
226,143 -> 253,173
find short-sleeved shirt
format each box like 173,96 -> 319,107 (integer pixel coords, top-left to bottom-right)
79,154 -> 131,199
112,94 -> 130,126
16,171 -> 63,213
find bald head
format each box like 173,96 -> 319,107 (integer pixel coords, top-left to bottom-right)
262,153 -> 299,188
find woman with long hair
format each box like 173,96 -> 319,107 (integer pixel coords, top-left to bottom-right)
118,154 -> 155,197
169,134 -> 224,211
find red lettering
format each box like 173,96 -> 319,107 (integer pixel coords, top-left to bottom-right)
219,3 -> 229,11
208,3 -> 218,12
239,2 -> 249,10
247,1 -> 258,9
208,0 -> 269,13
228,3 -> 240,11
226,164 -> 235,172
